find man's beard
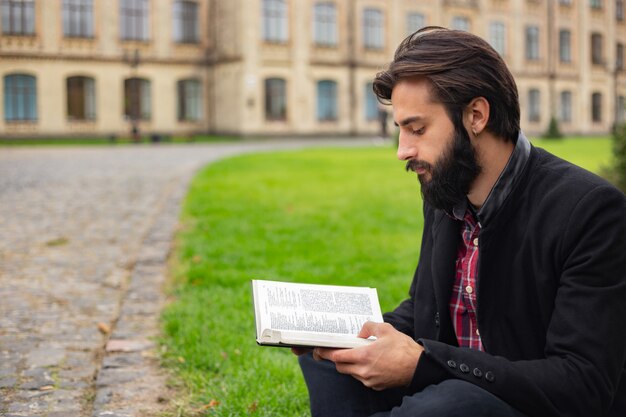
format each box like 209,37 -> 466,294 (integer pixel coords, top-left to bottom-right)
406,126 -> 481,214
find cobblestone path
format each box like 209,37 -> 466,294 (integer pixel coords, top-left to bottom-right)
0,140 -> 373,417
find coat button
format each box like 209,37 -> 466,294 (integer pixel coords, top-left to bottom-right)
435,312 -> 440,327
485,371 -> 495,382
447,360 -> 457,369
473,368 -> 483,378
459,363 -> 470,373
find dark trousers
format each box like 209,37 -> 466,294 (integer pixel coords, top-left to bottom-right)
298,353 -> 528,417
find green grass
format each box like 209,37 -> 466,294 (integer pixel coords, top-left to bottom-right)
161,136 -> 612,416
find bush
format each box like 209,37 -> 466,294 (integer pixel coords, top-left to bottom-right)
543,117 -> 563,139
611,123 -> 626,192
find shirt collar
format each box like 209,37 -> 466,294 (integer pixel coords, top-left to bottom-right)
449,131 -> 531,225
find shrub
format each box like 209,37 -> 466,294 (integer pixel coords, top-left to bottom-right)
611,123 -> 626,192
543,117 -> 563,139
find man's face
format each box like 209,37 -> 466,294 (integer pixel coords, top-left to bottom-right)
391,77 -> 481,212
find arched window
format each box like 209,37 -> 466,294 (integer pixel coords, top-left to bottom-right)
262,0 -> 288,43
313,2 -> 337,46
317,80 -> 337,121
67,76 -> 96,120
592,92 -> 602,123
177,79 -> 202,121
3,74 -> 37,121
528,89 -> 540,122
265,78 -> 287,121
364,82 -> 378,121
124,78 -> 151,120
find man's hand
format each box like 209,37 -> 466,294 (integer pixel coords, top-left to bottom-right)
313,322 -> 423,390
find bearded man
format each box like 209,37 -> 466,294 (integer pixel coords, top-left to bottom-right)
294,27 -> 626,417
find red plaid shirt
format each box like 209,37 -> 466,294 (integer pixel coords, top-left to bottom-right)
449,210 -> 484,351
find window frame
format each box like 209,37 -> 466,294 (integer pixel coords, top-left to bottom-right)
67,76 -> 96,121
177,79 -> 203,121
316,80 -> 338,122
591,92 -> 602,123
120,0 -> 150,41
313,2 -> 337,47
362,8 -> 384,50
525,25 -> 540,61
1,0 -> 35,36
262,0 -> 288,44
265,78 -> 287,121
560,91 -> 572,123
3,73 -> 37,121
489,21 -> 506,56
124,77 -> 151,120
62,0 -> 93,38
173,0 -> 199,43
528,88 -> 541,123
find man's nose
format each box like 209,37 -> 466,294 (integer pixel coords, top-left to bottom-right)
397,132 -> 418,161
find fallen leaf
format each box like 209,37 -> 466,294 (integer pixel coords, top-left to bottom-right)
207,399 -> 220,408
39,385 -> 54,391
220,351 -> 228,360
97,322 -> 111,334
248,401 -> 258,413
177,356 -> 185,363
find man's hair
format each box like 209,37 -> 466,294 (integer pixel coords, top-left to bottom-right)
373,27 -> 520,142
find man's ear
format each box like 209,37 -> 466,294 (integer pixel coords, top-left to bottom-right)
464,97 -> 490,137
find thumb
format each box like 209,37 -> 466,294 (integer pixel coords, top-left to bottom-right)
358,321 -> 387,338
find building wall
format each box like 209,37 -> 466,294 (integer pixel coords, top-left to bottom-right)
1,0 -> 625,138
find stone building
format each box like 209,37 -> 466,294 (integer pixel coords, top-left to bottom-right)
0,0 -> 625,138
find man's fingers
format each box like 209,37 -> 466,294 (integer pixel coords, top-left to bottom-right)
358,321 -> 391,338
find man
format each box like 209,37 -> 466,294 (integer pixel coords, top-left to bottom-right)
295,27 -> 626,417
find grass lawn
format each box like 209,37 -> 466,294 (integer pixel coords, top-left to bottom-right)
161,136 -> 612,416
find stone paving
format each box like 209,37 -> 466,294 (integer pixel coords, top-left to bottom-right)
0,139 -> 376,417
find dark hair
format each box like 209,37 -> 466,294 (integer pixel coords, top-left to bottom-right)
373,26 -> 520,142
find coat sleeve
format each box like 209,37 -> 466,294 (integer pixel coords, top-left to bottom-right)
408,185 -> 626,417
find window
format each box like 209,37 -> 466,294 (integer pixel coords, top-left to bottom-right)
177,79 -> 202,121
618,96 -> 625,123
173,1 -> 198,43
560,91 -> 572,122
120,0 -> 149,41
1,0 -> 35,35
364,82 -> 378,121
124,78 -> 151,120
3,74 -> 37,121
559,0 -> 572,5
317,80 -> 337,121
528,89 -> 540,122
363,8 -> 383,49
63,0 -> 93,38
591,33 -> 603,65
526,26 -> 540,60
592,92 -> 602,122
618,0 -> 625,20
618,43 -> 625,70
67,76 -> 95,120
262,0 -> 288,43
559,29 -> 571,63
313,2 -> 336,47
406,12 -> 425,36
265,78 -> 286,121
451,16 -> 470,32
489,21 -> 506,56
590,0 -> 602,8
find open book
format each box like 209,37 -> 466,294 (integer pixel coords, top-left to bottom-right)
252,279 -> 383,349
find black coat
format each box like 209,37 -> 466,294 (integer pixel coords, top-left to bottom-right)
384,146 -> 626,417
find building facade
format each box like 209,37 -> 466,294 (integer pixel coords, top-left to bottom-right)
1,0 -> 625,138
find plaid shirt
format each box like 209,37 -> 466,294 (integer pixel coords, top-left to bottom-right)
449,210 -> 484,351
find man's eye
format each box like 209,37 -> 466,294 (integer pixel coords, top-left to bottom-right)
412,127 -> 425,135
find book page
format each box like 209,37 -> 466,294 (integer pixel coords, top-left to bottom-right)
253,280 -> 383,339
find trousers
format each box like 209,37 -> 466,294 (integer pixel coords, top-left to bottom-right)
298,353 -> 528,417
